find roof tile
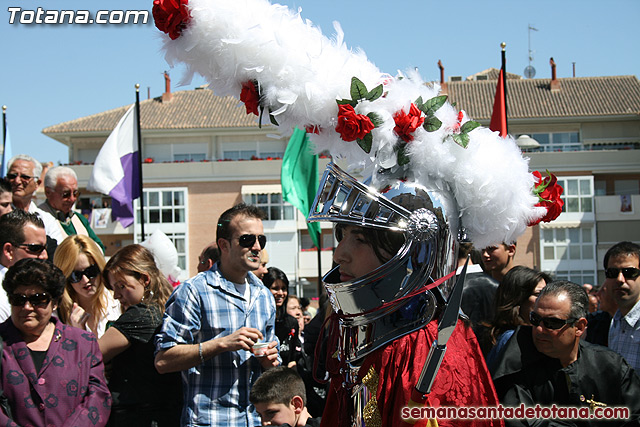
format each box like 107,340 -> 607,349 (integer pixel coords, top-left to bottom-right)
43,75 -> 640,134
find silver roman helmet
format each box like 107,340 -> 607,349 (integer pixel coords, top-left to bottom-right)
308,162 -> 460,361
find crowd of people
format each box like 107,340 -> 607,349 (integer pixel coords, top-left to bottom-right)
0,152 -> 637,425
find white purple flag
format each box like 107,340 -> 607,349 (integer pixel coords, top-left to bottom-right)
87,105 -> 140,228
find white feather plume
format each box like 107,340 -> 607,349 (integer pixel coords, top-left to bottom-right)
157,0 -> 547,247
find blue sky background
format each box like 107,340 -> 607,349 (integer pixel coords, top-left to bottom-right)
1,0 -> 638,166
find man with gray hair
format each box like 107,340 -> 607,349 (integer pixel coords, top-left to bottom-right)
5,154 -> 64,255
38,166 -> 105,252
492,281 -> 640,425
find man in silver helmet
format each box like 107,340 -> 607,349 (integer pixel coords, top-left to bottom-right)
308,163 -> 502,427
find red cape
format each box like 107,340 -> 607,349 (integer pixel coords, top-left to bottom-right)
321,319 -> 504,427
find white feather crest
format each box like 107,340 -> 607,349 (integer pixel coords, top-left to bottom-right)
157,0 -> 546,247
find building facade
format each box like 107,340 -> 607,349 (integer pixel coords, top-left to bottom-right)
43,70 -> 640,293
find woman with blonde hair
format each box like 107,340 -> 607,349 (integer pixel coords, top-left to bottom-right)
98,244 -> 182,426
54,234 -> 120,338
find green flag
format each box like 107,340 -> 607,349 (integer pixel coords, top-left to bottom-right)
281,128 -> 321,249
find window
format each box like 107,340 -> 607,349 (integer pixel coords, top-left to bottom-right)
145,140 -> 209,163
542,228 -> 594,262
220,138 -> 286,160
76,148 -> 100,164
554,270 -> 596,287
530,132 -> 580,152
143,190 -> 186,224
300,231 -> 335,251
172,142 -> 208,162
557,177 -> 593,213
222,149 -> 257,161
540,226 -> 596,284
165,232 -> 187,273
614,180 -> 639,196
136,188 -> 188,275
174,153 -> 206,162
245,193 -> 294,221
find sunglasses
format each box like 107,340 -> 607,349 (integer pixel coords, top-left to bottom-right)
15,243 -> 47,255
235,234 -> 267,249
59,189 -> 80,199
530,311 -> 577,330
6,173 -> 34,182
69,264 -> 100,283
9,292 -> 51,308
605,267 -> 640,280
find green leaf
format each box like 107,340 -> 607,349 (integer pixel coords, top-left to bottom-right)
423,116 -> 442,132
366,84 -> 383,102
367,112 -> 384,128
423,95 -> 448,116
396,144 -> 411,166
269,113 -> 279,126
452,133 -> 470,148
460,120 -> 481,134
414,96 -> 424,111
337,99 -> 357,107
357,133 -> 373,153
533,170 -> 552,194
350,77 -> 368,102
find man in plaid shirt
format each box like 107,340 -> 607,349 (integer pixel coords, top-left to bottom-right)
155,203 -> 279,426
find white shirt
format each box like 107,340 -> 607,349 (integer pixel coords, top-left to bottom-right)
28,200 -> 65,244
0,265 -> 11,323
90,289 -> 122,338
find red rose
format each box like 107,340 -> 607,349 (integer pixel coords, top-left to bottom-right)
153,0 -> 190,40
335,104 -> 375,142
305,124 -> 321,134
240,81 -> 260,116
452,111 -> 465,133
393,103 -> 424,142
529,171 -> 564,225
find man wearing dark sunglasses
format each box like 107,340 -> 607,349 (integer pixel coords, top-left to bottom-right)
0,210 -> 49,323
491,281 -> 640,425
156,203 -> 279,426
605,241 -> 640,373
6,155 -> 65,254
38,166 -> 105,253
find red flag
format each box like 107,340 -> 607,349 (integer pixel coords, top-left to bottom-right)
490,68 -> 507,137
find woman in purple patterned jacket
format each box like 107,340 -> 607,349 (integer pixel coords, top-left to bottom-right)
0,258 -> 111,426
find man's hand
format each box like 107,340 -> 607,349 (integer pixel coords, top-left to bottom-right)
220,327 -> 264,352
256,340 -> 279,370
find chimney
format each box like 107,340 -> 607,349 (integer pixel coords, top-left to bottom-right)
437,60 -> 448,93
549,57 -> 561,92
162,71 -> 173,102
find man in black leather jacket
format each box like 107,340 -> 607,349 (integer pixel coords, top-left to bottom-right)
492,281 -> 640,426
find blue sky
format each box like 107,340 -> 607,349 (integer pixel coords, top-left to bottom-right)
1,0 -> 638,166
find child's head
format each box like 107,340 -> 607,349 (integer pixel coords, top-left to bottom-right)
250,366 -> 306,426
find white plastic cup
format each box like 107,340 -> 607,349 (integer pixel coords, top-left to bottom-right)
252,342 -> 269,357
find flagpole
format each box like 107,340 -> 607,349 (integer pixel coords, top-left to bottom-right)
316,229 -> 322,297
501,42 -> 508,135
2,106 -> 7,174
135,84 -> 146,240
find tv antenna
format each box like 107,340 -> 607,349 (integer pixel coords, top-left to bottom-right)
524,24 -> 538,79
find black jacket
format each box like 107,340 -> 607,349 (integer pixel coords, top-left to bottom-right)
492,326 -> 640,426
